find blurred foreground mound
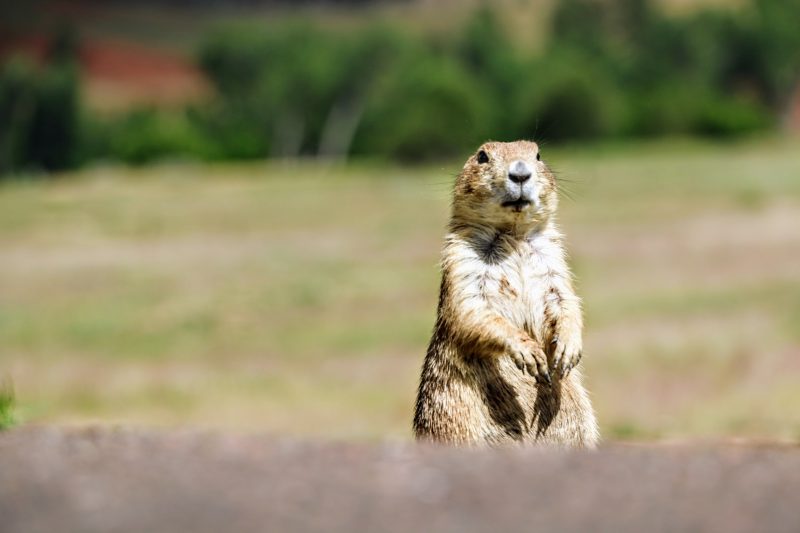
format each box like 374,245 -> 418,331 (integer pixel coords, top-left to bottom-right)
1,427 -> 798,533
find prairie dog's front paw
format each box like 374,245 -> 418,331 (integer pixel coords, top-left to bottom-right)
552,330 -> 582,378
510,337 -> 551,385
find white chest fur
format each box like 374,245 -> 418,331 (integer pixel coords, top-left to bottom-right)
465,228 -> 568,341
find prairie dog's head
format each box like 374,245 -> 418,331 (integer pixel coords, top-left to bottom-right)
453,140 -> 558,229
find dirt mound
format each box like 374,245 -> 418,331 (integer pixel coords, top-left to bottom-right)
1,427 -> 798,533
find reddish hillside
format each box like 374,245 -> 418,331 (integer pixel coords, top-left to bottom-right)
0,34 -> 211,113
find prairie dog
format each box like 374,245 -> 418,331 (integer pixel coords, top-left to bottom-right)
413,141 -> 598,447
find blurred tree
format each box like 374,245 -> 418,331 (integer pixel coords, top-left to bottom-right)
0,59 -> 37,176
25,64 -> 81,171
108,108 -> 214,165
200,22 -> 367,158
0,57 -> 81,174
549,0 -> 774,138
519,50 -> 626,141
317,26 -> 410,159
3,0 -> 790,173
750,0 -> 800,115
455,5 -> 524,139
353,53 -> 491,160
48,22 -> 81,66
0,24 -> 82,175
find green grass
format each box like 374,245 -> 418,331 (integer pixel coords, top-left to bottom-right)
0,383 -> 15,430
1,138 -> 799,440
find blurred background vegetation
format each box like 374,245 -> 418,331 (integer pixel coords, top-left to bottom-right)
0,0 -> 798,441
1,0 -> 800,173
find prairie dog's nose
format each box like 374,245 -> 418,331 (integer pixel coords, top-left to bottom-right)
508,160 -> 532,184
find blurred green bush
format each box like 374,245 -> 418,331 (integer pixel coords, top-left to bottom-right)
106,109 -> 215,165
0,59 -> 80,175
0,379 -> 14,430
1,0 -> 799,174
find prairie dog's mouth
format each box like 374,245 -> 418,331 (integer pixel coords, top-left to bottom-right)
501,198 -> 532,212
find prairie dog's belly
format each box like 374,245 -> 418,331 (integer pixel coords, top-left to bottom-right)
465,342 -> 541,444
481,260 -> 550,341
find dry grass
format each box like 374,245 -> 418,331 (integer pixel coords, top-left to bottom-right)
1,138 -> 799,441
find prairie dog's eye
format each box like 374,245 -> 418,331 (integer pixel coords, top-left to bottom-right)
477,150 -> 489,164
536,152 -> 541,161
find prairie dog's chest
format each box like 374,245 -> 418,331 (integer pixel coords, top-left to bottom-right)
479,238 -> 559,328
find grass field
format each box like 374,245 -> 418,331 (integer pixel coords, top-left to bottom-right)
1,139 -> 799,441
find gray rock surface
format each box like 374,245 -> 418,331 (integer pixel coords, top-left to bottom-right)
1,427 -> 798,533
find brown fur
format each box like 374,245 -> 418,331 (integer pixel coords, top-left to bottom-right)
413,141 -> 599,447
